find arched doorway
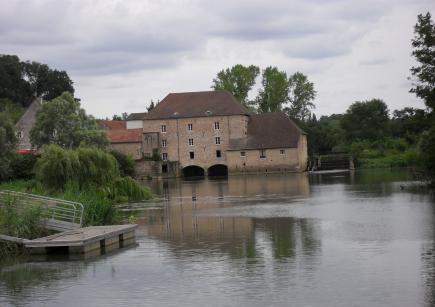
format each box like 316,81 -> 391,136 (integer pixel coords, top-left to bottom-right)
182,165 -> 205,178
208,164 -> 228,177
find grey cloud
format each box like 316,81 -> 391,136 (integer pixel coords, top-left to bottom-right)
360,58 -> 392,66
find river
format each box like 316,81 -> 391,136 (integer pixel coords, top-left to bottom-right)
1,170 -> 434,306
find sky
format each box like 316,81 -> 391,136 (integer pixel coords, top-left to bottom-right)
1,0 -> 434,119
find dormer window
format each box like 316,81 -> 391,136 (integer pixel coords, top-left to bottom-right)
52,129 -> 57,137
16,131 -> 23,139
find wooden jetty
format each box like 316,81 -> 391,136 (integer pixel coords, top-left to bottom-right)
24,225 -> 137,255
0,190 -> 138,257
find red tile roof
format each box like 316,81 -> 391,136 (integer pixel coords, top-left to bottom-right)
145,90 -> 249,120
106,129 -> 142,143
228,112 -> 306,150
99,120 -> 126,130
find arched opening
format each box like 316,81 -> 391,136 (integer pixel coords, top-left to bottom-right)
182,165 -> 205,178
208,164 -> 228,177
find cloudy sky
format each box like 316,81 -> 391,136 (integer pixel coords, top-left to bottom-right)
1,0 -> 433,118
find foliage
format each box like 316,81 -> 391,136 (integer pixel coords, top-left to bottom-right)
110,150 -> 136,177
0,98 -> 24,123
256,66 -> 289,113
10,154 -> 39,180
0,54 -> 74,108
0,113 -> 18,181
391,107 -> 430,141
300,114 -> 346,156
30,92 -> 108,149
212,64 -> 260,107
35,144 -> 119,191
341,99 -> 390,141
105,176 -> 152,203
0,197 -> 45,239
152,148 -> 161,161
419,126 -> 435,185
410,12 -> 435,111
285,72 -> 316,121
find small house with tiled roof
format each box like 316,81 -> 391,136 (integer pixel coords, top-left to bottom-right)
131,90 -> 307,177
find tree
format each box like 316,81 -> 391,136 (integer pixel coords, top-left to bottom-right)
30,92 -> 108,149
0,98 -> 24,123
391,107 -> 430,139
256,66 -> 289,113
0,55 -> 32,105
212,64 -> 260,106
147,100 -> 155,112
341,99 -> 390,141
0,113 -> 17,181
285,72 -> 316,121
0,54 -> 74,107
410,12 -> 435,111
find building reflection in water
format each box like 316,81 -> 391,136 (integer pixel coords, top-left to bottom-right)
138,173 -> 321,262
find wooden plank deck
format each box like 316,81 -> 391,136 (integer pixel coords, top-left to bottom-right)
24,224 -> 138,254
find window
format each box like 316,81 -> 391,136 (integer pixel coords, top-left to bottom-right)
260,149 -> 266,159
161,125 -> 166,133
162,139 -> 167,147
240,151 -> 246,157
189,152 -> 195,159
215,137 -> 221,145
214,122 -> 220,130
162,153 -> 168,161
52,129 -> 57,137
188,123 -> 193,131
216,150 -> 221,158
16,131 -> 23,139
280,149 -> 285,155
162,164 -> 168,173
188,138 -> 194,146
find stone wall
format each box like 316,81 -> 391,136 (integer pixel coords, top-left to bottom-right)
143,115 -> 249,171
15,98 -> 42,150
111,142 -> 143,160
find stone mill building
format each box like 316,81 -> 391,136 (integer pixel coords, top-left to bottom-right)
106,90 -> 308,178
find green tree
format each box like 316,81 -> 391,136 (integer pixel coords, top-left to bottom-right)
285,72 -> 316,121
0,113 -> 18,181
391,107 -> 430,140
0,54 -> 74,107
0,98 -> 24,123
212,64 -> 260,106
410,12 -> 435,111
30,92 -> 108,149
341,99 -> 390,141
256,66 -> 289,113
0,55 -> 32,105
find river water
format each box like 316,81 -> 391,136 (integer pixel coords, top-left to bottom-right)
1,170 -> 434,307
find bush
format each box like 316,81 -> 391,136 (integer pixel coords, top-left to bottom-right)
110,150 -> 135,177
420,126 -> 435,185
0,196 -> 45,239
35,145 -> 119,191
10,153 -> 39,180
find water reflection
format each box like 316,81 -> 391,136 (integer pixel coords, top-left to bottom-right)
1,170 -> 435,307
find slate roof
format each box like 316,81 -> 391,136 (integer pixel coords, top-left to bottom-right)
126,112 -> 148,121
106,129 -> 143,143
228,112 -> 306,150
145,90 -> 249,120
98,120 -> 126,130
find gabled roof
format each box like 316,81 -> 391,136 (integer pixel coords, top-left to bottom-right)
228,112 -> 306,150
145,90 -> 249,120
98,120 -> 126,130
127,112 -> 148,121
106,129 -> 143,143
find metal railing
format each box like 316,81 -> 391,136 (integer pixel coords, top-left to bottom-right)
0,190 -> 84,232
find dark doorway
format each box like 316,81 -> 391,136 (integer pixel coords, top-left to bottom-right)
182,165 -> 205,178
208,164 -> 228,177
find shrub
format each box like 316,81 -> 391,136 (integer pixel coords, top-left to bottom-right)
106,176 -> 152,203
10,153 -> 39,180
110,150 -> 135,177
